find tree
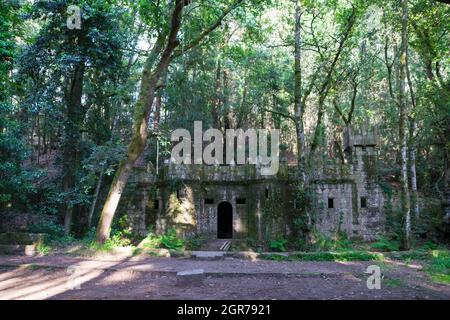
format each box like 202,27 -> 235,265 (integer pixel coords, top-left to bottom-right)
399,0 -> 411,249
96,0 -> 249,243
0,0 -> 31,210
19,0 -> 128,234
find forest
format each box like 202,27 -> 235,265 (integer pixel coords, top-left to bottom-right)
0,0 -> 449,261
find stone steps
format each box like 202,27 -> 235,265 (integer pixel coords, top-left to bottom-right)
200,239 -> 232,251
191,251 -> 224,260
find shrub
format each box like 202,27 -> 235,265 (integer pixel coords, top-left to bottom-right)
28,220 -> 75,245
304,230 -> 353,252
36,241 -> 51,255
269,238 -> 287,252
160,228 -> 184,250
371,237 -> 400,252
141,232 -> 162,249
185,235 -> 204,250
261,251 -> 384,262
426,250 -> 450,284
141,228 -> 185,251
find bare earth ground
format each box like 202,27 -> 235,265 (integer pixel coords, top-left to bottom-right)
0,254 -> 449,300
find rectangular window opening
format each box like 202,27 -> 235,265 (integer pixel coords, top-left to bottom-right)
361,197 -> 367,208
153,199 -> 159,210
204,198 -> 214,205
328,198 -> 334,209
265,188 -> 269,199
236,198 -> 246,205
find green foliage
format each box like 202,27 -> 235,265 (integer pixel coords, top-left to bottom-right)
0,0 -> 449,249
371,236 -> 400,252
261,251 -> 384,262
390,248 -> 450,284
425,250 -> 450,285
298,230 -> 353,252
36,241 -> 51,255
141,228 -> 185,251
28,220 -> 74,245
184,235 -> 204,251
269,237 -> 287,252
160,228 -> 185,251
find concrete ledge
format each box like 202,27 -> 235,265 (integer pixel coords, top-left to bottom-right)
176,269 -> 205,286
143,248 -> 192,258
0,244 -> 36,256
0,233 -> 47,245
191,251 -> 224,260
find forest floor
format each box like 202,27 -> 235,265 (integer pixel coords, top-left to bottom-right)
0,253 -> 449,300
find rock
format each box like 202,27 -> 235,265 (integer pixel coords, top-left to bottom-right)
176,269 -> 205,286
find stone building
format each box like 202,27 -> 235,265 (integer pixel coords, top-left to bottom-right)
120,127 -> 385,241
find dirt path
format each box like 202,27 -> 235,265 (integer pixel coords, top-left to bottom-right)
0,254 -> 448,300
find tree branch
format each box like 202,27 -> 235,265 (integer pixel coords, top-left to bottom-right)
171,0 -> 245,59
260,107 -> 296,122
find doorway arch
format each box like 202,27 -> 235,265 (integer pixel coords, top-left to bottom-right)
217,201 -> 233,239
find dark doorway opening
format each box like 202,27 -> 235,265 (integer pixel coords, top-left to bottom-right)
217,201 -> 233,239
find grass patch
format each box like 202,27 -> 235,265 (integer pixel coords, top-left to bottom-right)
424,250 -> 450,285
139,228 -> 185,251
36,242 -> 52,255
370,237 -> 400,252
132,247 -> 143,256
259,253 -> 289,261
184,235 -> 204,251
384,278 -> 403,287
27,263 -> 40,270
290,251 -> 384,262
260,251 -> 384,262
391,249 -> 450,285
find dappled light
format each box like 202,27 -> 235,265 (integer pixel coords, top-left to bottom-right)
0,0 -> 448,301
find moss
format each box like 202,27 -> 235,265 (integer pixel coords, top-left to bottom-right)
0,233 -> 46,245
261,183 -> 284,240
379,181 -> 395,233
362,154 -> 377,182
260,251 -> 384,262
351,183 -> 359,224
246,184 -> 258,238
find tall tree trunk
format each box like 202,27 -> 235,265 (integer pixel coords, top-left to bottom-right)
383,7 -> 395,99
95,1 -> 184,243
294,0 -> 305,180
409,120 -> 419,219
406,50 -> 420,220
154,91 -> 162,131
443,147 -> 450,239
212,57 -> 222,129
63,62 -> 85,235
87,168 -> 104,229
399,0 -> 411,249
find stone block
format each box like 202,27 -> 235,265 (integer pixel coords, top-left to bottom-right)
176,269 -> 205,286
0,233 -> 46,245
0,244 -> 36,256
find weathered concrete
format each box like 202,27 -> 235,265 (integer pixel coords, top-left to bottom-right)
176,269 -> 205,286
0,233 -> 47,256
120,126 -> 385,241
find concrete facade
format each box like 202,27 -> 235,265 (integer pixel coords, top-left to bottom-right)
119,128 -> 385,241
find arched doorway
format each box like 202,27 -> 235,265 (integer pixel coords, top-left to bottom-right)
217,201 -> 233,239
